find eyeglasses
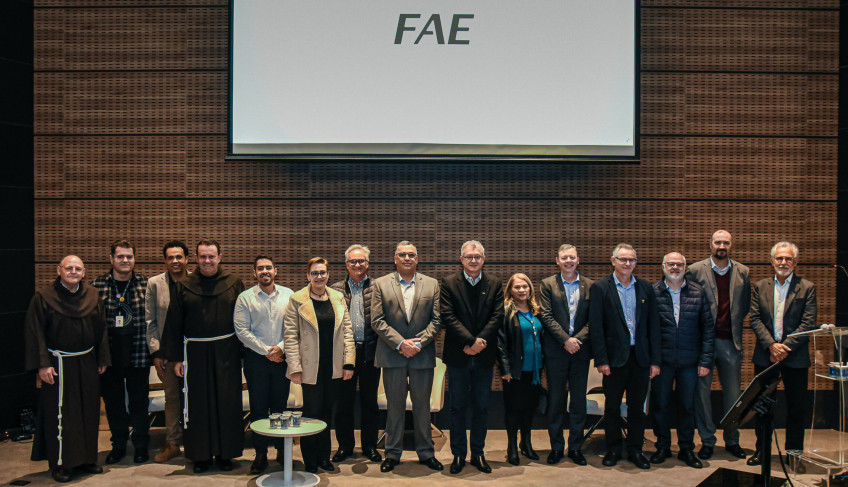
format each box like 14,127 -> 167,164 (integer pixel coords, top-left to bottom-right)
614,257 -> 637,264
309,270 -> 328,278
462,255 -> 484,262
664,262 -> 685,269
396,252 -> 417,259
774,257 -> 794,263
62,266 -> 84,272
347,259 -> 367,265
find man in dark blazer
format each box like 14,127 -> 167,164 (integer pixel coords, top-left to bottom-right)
746,241 -> 817,467
589,243 -> 661,470
330,244 -> 382,463
440,240 -> 504,474
539,244 -> 593,466
371,241 -> 443,473
686,229 -> 751,460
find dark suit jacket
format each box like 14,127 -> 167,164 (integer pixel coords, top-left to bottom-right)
440,270 -> 504,367
749,274 -> 817,368
371,271 -> 441,370
588,273 -> 661,369
686,258 -> 751,351
539,273 -> 593,362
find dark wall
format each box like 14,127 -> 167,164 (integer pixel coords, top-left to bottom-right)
1,0 -> 36,429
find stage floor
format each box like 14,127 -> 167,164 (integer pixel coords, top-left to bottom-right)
0,428 -> 843,486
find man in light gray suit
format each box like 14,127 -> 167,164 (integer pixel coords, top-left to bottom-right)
686,230 -> 750,460
371,241 -> 443,472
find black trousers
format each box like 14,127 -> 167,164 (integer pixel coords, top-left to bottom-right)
334,344 -> 381,451
243,350 -> 290,454
602,349 -> 649,453
301,376 -> 341,468
753,363 -> 809,451
100,365 -> 150,449
545,355 -> 590,452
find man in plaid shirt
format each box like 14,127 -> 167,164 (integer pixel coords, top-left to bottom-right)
91,240 -> 150,465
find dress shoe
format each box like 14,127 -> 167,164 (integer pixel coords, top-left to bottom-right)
519,440 -> 539,460
547,449 -> 564,464
250,453 -> 268,474
105,447 -> 126,464
697,445 -> 714,460
380,458 -> 399,472
332,448 -> 353,462
678,449 -> 703,469
507,440 -> 520,465
363,446 -> 382,462
567,450 -> 588,466
420,457 -> 444,471
470,456 -> 491,473
725,444 -> 746,459
450,456 -> 465,474
318,459 -> 335,471
602,450 -> 620,467
52,467 -> 72,483
154,443 -> 181,463
305,464 -> 319,474
215,458 -> 234,471
79,463 -> 103,474
134,448 -> 149,464
627,451 -> 651,470
193,460 -> 211,473
747,450 -> 762,466
650,447 -> 672,464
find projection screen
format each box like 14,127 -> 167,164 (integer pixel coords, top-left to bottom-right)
230,1 -> 638,160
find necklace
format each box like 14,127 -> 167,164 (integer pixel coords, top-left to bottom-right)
115,278 -> 131,302
310,288 -> 328,300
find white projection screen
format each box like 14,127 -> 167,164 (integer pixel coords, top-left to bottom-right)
229,1 -> 639,160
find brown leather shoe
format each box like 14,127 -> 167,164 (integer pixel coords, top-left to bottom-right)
154,443 -> 181,463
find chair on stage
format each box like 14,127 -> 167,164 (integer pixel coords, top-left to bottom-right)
376,357 -> 448,442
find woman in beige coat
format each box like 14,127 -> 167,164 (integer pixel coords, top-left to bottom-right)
284,257 -> 355,473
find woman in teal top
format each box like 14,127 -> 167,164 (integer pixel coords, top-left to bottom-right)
497,273 -> 544,466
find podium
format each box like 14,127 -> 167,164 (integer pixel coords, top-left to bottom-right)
785,325 -> 848,487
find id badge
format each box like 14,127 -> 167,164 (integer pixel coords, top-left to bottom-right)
115,316 -> 124,327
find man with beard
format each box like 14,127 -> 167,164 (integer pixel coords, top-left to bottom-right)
25,255 -> 110,482
747,241 -> 817,467
589,243 -> 661,469
539,244 -> 593,466
686,230 -> 751,460
649,252 -> 714,469
234,255 -> 294,474
371,241 -> 443,473
145,240 -> 190,462
330,244 -> 383,464
91,240 -> 150,464
161,239 -> 246,473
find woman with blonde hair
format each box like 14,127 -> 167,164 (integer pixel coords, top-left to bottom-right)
497,273 -> 544,465
284,257 -> 355,473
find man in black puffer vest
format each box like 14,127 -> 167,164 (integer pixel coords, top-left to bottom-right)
650,252 -> 715,469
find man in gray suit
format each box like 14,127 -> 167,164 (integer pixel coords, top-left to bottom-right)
371,241 -> 443,472
746,241 -> 817,467
686,230 -> 750,460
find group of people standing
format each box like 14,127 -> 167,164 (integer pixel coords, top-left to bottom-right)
23,231 -> 818,482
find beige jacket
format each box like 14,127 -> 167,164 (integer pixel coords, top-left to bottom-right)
283,285 -> 355,385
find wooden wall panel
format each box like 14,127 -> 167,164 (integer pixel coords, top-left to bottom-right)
642,9 -> 838,72
32,3 -> 840,394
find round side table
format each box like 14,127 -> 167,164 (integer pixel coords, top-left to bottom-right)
250,418 -> 327,487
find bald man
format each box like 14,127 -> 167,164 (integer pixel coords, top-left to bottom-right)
24,255 -> 111,482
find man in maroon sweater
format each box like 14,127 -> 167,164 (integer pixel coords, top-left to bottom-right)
686,230 -> 751,460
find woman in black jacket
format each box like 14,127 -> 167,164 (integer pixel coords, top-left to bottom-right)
497,273 -> 544,465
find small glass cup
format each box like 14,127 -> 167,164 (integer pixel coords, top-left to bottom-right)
280,412 -> 292,429
291,411 -> 303,427
269,413 -> 281,429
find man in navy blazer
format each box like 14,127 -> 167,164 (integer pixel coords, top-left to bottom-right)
746,241 -> 817,467
589,243 -> 661,470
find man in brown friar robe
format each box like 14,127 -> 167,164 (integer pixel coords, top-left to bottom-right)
24,255 -> 110,483
161,239 -> 246,473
